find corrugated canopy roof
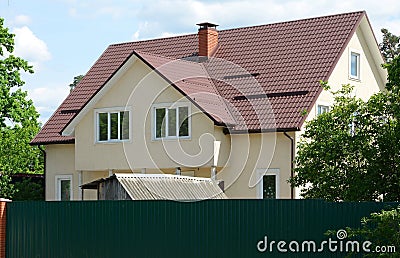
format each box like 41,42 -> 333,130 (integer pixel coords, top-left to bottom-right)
82,173 -> 228,200
31,11 -> 366,145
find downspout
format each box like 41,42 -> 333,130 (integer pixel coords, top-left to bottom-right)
38,145 -> 46,200
283,131 -> 295,199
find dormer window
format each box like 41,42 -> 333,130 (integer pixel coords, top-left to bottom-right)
350,51 -> 360,80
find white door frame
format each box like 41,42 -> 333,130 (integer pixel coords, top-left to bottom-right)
256,168 -> 280,199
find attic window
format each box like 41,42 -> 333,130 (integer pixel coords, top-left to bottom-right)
223,73 -> 260,80
349,51 -> 360,80
233,90 -> 308,100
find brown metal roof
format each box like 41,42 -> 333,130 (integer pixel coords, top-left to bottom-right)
31,11 -> 365,145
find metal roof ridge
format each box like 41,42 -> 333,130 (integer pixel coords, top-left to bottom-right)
114,173 -> 214,181
108,11 -> 365,48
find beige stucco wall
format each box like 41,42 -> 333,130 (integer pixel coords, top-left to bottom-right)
75,59 -> 228,172
220,132 -> 292,199
45,144 -> 77,201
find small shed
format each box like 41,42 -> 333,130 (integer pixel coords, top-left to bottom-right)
81,173 -> 227,200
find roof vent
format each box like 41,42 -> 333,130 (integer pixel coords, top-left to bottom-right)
197,22 -> 219,58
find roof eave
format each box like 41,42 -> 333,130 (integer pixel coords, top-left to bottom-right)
225,127 -> 300,134
29,138 -> 75,146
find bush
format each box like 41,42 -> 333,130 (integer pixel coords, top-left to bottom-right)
13,178 -> 44,201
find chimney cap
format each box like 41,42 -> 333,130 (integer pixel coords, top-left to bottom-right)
197,22 -> 219,30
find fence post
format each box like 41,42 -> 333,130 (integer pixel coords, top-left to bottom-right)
0,199 -> 11,258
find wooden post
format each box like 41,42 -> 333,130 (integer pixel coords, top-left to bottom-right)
0,199 -> 11,258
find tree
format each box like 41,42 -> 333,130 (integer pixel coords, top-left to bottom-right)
291,84 -> 390,201
69,74 -> 84,92
0,17 -> 43,199
290,29 -> 400,202
380,28 -> 400,63
290,56 -> 400,201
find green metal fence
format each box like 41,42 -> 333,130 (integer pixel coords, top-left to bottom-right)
5,200 -> 398,258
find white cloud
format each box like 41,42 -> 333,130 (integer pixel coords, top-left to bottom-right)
12,26 -> 51,71
132,30 -> 140,41
68,8 -> 77,17
126,0 -> 400,42
28,85 -> 70,123
96,6 -> 125,19
160,32 -> 184,38
13,15 -> 31,26
132,21 -> 149,41
64,1 -> 131,19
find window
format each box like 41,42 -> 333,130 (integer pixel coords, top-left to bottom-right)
153,104 -> 190,139
317,105 -> 329,115
96,108 -> 130,142
55,175 -> 73,201
256,168 -> 280,199
263,175 -> 276,199
350,51 -> 360,79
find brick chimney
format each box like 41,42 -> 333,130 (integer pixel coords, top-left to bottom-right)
197,22 -> 219,58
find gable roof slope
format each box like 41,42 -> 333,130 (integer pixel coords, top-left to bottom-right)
31,11 -> 366,145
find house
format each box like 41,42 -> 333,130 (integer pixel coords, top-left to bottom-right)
81,173 -> 227,200
31,11 -> 386,201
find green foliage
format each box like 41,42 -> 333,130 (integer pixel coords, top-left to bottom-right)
0,174 -> 14,199
69,74 -> 84,91
383,56 -> 400,92
290,81 -> 400,201
300,109 -> 308,117
13,178 -> 44,201
0,17 -> 43,199
380,28 -> 400,63
328,206 -> 400,257
319,80 -> 331,91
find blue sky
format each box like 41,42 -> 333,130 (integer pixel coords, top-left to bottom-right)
1,0 -> 399,123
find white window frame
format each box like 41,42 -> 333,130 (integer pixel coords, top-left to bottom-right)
94,107 -> 132,143
152,102 -> 191,140
349,49 -> 361,80
256,168 -> 280,199
55,175 -> 73,201
317,104 -> 330,115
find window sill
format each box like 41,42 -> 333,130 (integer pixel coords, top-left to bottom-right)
349,76 -> 361,82
95,140 -> 131,144
152,136 -> 191,142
